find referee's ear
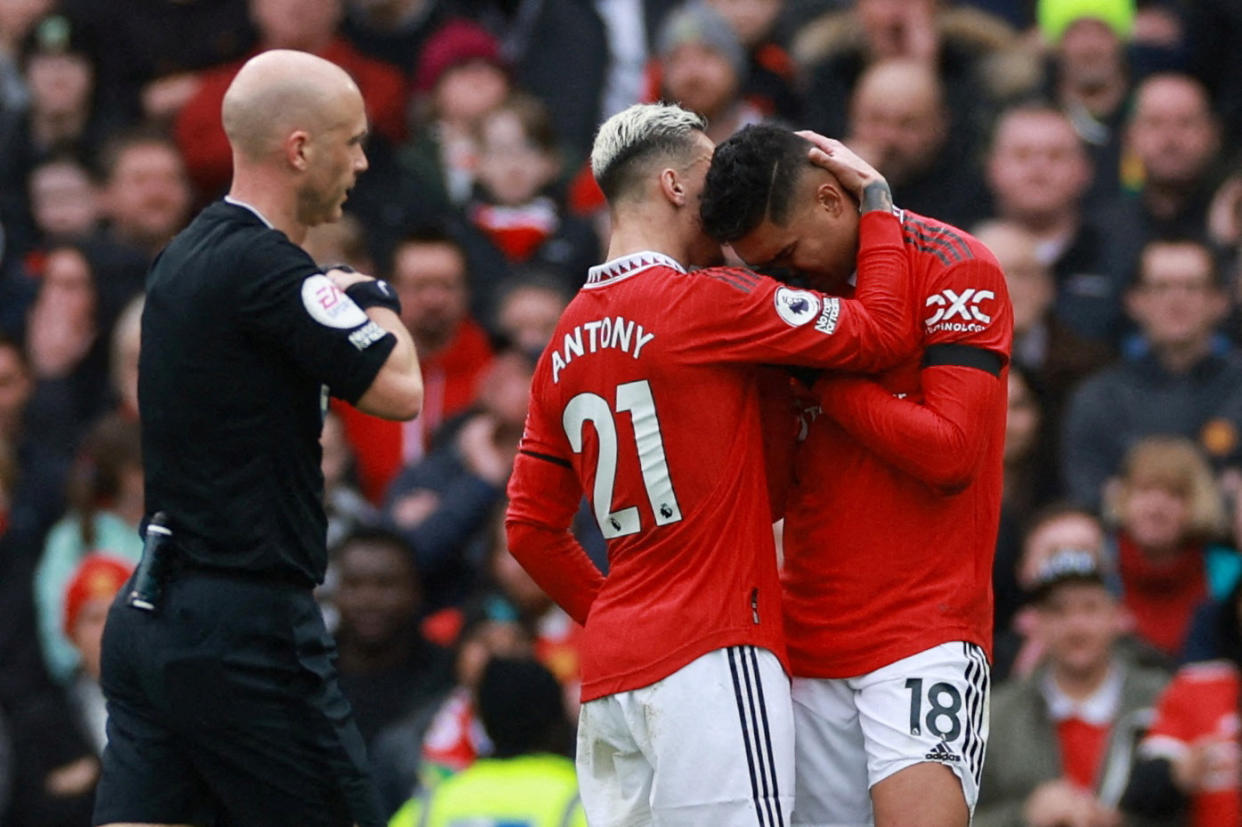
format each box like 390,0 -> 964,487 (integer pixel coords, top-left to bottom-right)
287,129 -> 312,172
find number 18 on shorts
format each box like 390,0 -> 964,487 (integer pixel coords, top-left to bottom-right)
790,642 -> 990,825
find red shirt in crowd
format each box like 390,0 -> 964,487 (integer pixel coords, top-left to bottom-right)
781,210 -> 1012,678
505,211 -> 917,702
1141,661 -> 1240,827
175,38 -> 408,197
337,318 -> 493,503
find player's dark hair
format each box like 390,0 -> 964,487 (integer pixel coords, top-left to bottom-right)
700,124 -> 811,243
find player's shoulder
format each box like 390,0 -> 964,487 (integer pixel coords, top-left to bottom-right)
900,210 -> 999,272
690,265 -> 766,295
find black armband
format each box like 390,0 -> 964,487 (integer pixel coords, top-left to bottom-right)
345,279 -> 401,315
860,180 -> 893,214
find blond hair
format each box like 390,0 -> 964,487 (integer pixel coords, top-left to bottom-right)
1107,435 -> 1227,541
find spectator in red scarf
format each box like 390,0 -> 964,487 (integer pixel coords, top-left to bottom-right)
1105,435 -> 1241,659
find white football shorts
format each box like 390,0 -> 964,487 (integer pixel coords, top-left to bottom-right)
790,641 -> 990,827
577,645 -> 795,826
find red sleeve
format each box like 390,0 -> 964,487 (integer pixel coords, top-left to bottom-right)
815,363 -> 1004,494
677,211 -> 916,371
757,369 -> 799,521
505,451 -> 605,625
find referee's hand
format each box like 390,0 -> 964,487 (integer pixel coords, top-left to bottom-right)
324,267 -> 373,291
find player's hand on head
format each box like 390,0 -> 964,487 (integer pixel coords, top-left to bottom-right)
794,131 -> 886,200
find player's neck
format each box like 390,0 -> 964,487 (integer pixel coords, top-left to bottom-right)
605,211 -> 690,268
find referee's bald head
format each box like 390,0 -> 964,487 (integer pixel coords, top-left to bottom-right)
222,49 -> 361,161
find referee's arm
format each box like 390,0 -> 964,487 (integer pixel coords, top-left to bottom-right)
328,267 -> 423,421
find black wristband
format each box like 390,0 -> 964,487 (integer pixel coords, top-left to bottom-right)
344,279 -> 401,315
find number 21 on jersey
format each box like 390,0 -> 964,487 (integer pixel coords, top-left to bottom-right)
562,379 -> 682,539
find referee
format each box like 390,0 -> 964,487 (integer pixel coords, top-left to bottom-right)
93,51 -> 422,827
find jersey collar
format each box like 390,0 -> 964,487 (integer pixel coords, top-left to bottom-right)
224,195 -> 275,229
586,250 -> 684,288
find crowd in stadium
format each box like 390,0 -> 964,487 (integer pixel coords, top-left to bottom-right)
0,0 -> 1241,823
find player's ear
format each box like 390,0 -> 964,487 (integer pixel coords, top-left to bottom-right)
815,181 -> 847,217
659,167 -> 687,207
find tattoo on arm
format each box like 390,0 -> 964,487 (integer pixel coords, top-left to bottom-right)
860,180 -> 893,214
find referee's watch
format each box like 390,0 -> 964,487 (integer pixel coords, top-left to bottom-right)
344,278 -> 401,316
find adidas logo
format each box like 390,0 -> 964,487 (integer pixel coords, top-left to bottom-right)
924,742 -> 960,763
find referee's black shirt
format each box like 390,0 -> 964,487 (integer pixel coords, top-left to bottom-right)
140,200 -> 396,585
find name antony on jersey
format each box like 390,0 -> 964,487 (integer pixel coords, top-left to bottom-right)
551,316 -> 656,383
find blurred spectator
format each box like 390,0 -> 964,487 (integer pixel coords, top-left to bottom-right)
331,527 -> 453,745
1184,0 -> 1242,149
592,0 -> 668,122
321,408 -> 378,552
369,597 -> 531,815
107,294 -> 140,422
62,0 -> 253,124
388,656 -> 583,827
0,13 -> 109,257
174,0 -> 407,199
5,553 -> 131,826
406,19 -> 511,207
983,104 -> 1130,343
1121,580 -> 1242,826
24,243 -> 113,435
33,413 -> 143,685
993,366 -> 1061,624
1100,72 -> 1223,282
795,0 -> 1032,153
486,507 -> 582,714
462,93 -> 599,296
452,0 -> 609,165
972,220 -> 1114,420
846,57 -> 989,227
1104,435 -> 1240,660
336,227 -> 493,502
653,2 -> 765,143
1037,0 -> 1137,204
995,504 -> 1109,682
492,272 -> 571,356
706,0 -> 801,121
383,347 -> 532,609
1061,237 -> 1242,509
27,155 -> 98,243
340,0 -> 450,77
977,548 -> 1169,827
0,0 -> 52,111
96,128 -> 192,261
300,212 -> 374,275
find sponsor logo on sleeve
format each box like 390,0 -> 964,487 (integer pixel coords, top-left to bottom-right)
815,297 -> 840,334
301,274 -> 369,329
924,288 -> 994,334
348,320 -> 387,350
774,287 -> 821,327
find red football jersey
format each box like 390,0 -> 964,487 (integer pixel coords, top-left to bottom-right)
1141,661 -> 1240,827
781,210 -> 1013,678
506,212 -> 916,702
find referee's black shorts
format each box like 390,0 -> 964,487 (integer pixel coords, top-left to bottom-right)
92,569 -> 384,827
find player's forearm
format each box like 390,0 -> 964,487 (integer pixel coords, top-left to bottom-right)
818,366 -> 1000,493
837,209 -> 917,371
505,519 -> 604,625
